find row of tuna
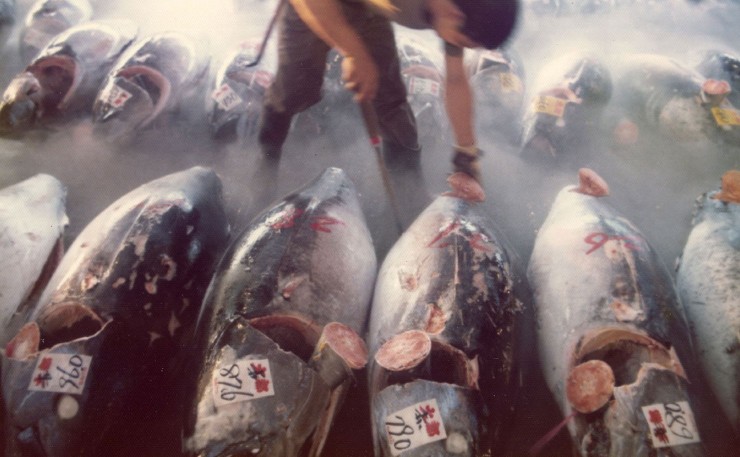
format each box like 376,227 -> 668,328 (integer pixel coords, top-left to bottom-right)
0,17 -> 209,141
211,35 -> 740,160
1,162 -> 737,455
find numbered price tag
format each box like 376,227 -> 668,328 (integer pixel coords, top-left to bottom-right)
409,77 -> 440,97
499,73 -> 523,94
711,107 -> 740,127
385,399 -> 447,456
641,401 -> 701,448
251,70 -> 273,89
28,353 -> 92,395
212,83 -> 244,111
211,358 -> 275,407
533,95 -> 567,117
101,84 -> 133,109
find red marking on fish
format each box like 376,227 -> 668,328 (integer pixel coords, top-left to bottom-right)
427,220 -> 461,248
310,216 -> 343,233
269,207 -> 304,230
584,232 -> 642,255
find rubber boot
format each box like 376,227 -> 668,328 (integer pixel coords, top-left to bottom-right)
257,106 -> 293,162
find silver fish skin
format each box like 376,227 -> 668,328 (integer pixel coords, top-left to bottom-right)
92,32 -> 210,141
465,47 -> 526,143
613,53 -> 740,146
0,19 -> 138,135
520,53 -> 612,161
19,0 -> 93,62
208,41 -> 274,141
0,174 -> 68,346
367,191 -> 526,456
0,0 -> 14,50
1,166 -> 230,457
676,188 -> 739,434
183,167 -> 376,457
527,170 -> 736,456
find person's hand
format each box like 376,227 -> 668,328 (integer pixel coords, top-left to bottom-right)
427,0 -> 480,48
452,145 -> 482,182
342,53 -> 379,103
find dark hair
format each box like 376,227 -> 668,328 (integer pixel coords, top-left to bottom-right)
454,0 -> 519,50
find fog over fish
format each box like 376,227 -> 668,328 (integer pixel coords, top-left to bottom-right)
0,0 -> 739,455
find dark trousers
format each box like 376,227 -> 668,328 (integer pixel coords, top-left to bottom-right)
259,0 -> 419,158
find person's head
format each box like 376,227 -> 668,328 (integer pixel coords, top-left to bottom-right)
452,0 -> 520,49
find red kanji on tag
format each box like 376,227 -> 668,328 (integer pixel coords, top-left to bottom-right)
654,425 -> 669,444
38,357 -> 53,371
648,409 -> 663,424
255,378 -> 270,393
425,420 -> 441,437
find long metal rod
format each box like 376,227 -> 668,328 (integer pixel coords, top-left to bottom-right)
359,101 -> 404,234
243,0 -> 287,68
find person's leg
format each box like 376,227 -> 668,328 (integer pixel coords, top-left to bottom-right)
355,12 -> 420,157
258,2 -> 330,161
346,7 -> 429,229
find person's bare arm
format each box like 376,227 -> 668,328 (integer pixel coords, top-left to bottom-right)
290,0 -> 378,101
444,47 -> 475,148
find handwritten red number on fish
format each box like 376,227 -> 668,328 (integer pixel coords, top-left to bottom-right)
584,232 -> 642,255
664,402 -> 694,441
310,216 -> 343,233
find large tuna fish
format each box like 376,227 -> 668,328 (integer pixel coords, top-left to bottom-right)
696,51 -> 740,107
183,167 -> 376,457
0,19 -> 138,135
92,32 -> 210,142
527,168 -> 737,456
676,169 -> 740,434
0,174 -> 67,346
19,0 -> 93,62
208,40 -> 274,141
1,166 -> 230,457
520,53 -> 612,161
466,47 -> 526,143
0,0 -> 14,50
612,54 -> 740,147
366,174 -> 527,456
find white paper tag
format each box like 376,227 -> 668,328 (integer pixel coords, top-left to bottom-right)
28,353 -> 92,395
641,401 -> 701,448
212,83 -> 244,111
409,76 -> 440,97
211,358 -> 275,407
101,84 -> 133,108
251,70 -> 273,89
385,399 -> 447,455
